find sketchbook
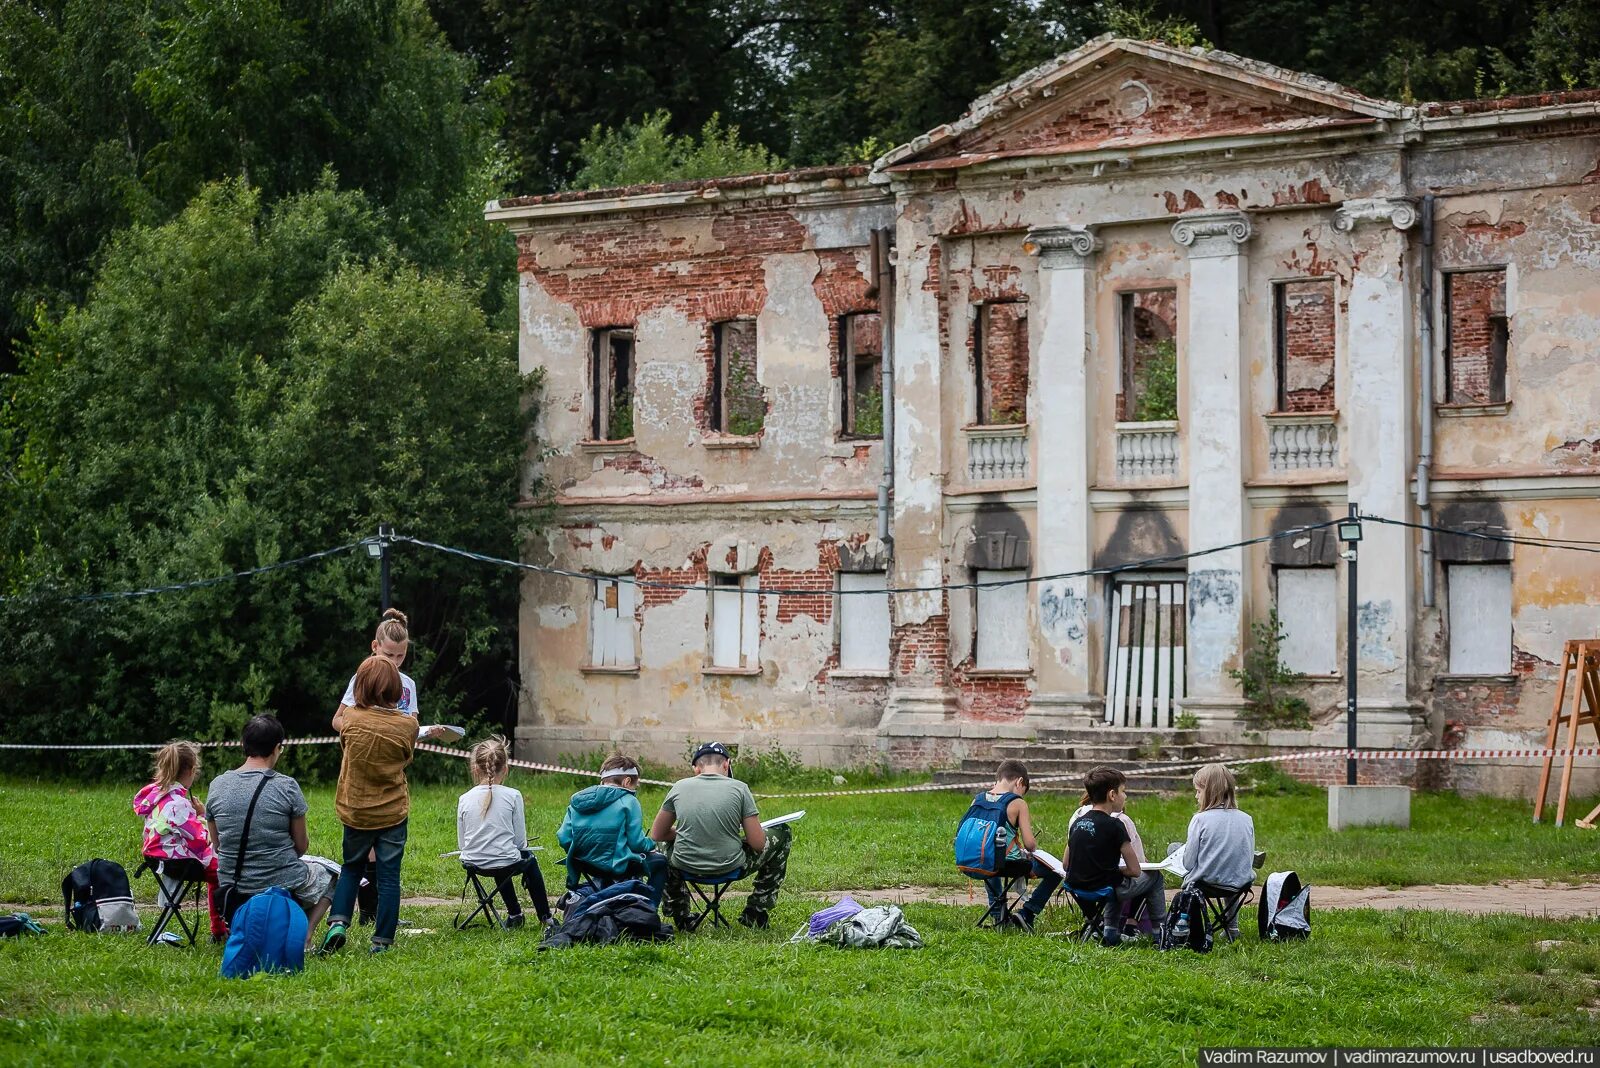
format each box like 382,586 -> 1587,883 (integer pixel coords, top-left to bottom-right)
1029,848 -> 1066,878
1145,845 -> 1188,878
760,810 -> 806,830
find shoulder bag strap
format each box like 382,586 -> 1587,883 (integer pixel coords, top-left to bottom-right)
231,772 -> 273,887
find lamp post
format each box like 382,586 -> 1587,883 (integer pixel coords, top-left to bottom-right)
1337,504 -> 1363,787
367,524 -> 392,612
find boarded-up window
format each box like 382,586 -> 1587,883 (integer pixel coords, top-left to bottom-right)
710,573 -> 760,669
712,320 -> 763,435
1447,563 -> 1511,674
838,572 -> 890,670
1274,280 -> 1336,413
1444,268 -> 1508,405
589,577 -> 638,668
1275,567 -> 1337,675
1118,289 -> 1178,421
840,313 -> 883,436
590,328 -> 635,441
975,569 -> 1030,670
973,302 -> 1028,424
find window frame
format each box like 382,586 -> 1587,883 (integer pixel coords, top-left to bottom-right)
839,312 -> 883,438
1445,562 -> 1513,676
1441,266 -> 1510,406
1272,278 -> 1337,414
586,575 -> 639,670
1116,287 -> 1179,423
589,327 -> 635,442
836,571 -> 891,673
708,572 -> 761,671
711,319 -> 761,435
973,567 -> 1031,672
1272,565 -> 1339,677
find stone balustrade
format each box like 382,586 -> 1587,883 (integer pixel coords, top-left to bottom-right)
1114,421 -> 1180,480
1267,413 -> 1339,471
964,424 -> 1029,481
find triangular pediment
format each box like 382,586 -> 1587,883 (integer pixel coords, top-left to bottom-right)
879,36 -> 1403,171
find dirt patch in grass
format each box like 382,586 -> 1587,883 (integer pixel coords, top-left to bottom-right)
809,879 -> 1600,918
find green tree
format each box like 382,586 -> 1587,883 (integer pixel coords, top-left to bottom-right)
0,180 -> 531,776
572,111 -> 783,189
0,0 -> 504,365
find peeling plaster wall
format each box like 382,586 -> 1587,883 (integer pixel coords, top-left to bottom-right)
501,59 -> 1600,792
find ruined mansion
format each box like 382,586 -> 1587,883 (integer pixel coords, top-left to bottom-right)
489,37 -> 1600,796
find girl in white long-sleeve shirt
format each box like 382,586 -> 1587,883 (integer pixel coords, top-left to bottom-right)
456,737 -> 551,927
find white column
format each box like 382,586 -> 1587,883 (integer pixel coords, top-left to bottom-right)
881,208 -> 955,729
1026,226 -> 1100,723
1334,197 -> 1421,740
1172,211 -> 1252,711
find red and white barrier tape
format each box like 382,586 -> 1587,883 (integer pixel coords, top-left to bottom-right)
3,739 -> 1595,799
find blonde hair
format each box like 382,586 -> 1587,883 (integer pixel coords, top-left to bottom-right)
153,741 -> 202,791
469,735 -> 511,817
1194,763 -> 1238,812
375,607 -> 409,646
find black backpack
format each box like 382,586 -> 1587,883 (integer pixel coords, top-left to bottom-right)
1259,871 -> 1311,941
1159,886 -> 1213,953
62,859 -> 139,933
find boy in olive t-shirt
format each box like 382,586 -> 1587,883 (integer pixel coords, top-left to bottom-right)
650,742 -> 793,930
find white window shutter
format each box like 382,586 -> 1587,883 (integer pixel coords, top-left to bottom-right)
711,579 -> 740,668
975,570 -> 1030,670
1449,564 -> 1512,674
839,572 -> 890,670
740,576 -> 761,668
1276,568 -> 1337,675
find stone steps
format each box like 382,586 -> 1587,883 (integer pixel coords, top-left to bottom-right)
932,725 -> 1219,796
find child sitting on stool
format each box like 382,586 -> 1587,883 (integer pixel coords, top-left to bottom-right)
457,736 -> 552,929
963,759 -> 1061,933
1064,765 -> 1165,947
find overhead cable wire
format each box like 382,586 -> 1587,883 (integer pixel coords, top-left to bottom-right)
0,540 -> 369,606
1360,514 -> 1600,553
389,520 -> 1345,597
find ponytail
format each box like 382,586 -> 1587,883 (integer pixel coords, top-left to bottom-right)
152,741 -> 201,791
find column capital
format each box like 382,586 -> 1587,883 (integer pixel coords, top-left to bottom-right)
1024,226 -> 1100,268
1333,197 -> 1418,232
1171,210 -> 1252,258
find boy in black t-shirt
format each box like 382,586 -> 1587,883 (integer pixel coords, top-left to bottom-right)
1065,765 -> 1166,946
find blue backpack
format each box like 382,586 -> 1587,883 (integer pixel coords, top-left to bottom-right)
220,886 -> 307,979
954,791 -> 1019,877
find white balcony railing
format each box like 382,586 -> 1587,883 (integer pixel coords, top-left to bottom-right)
1114,421 -> 1180,481
965,424 -> 1029,481
1267,413 -> 1339,471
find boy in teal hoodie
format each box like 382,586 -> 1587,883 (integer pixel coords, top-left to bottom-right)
557,752 -> 666,906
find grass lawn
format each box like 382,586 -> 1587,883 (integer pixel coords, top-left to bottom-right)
1,770 -> 1596,903
1,770 -> 1597,1064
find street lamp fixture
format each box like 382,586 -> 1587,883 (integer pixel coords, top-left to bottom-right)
1337,516 -> 1363,543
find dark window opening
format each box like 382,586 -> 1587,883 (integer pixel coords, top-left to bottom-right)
840,312 -> 883,437
972,301 -> 1028,425
1118,289 -> 1178,422
590,328 -> 635,441
1443,268 -> 1509,405
1274,279 -> 1336,413
712,320 -> 763,435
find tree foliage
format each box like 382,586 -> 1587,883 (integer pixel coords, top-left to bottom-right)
0,180 -> 531,777
0,0 -> 504,364
573,111 -> 783,190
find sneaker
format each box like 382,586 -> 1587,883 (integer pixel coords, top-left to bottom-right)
318,922 -> 347,956
1101,926 -> 1122,948
501,914 -> 526,930
1007,911 -> 1036,934
369,942 -> 391,956
737,911 -> 769,931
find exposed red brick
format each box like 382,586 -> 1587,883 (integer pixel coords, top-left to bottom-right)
1278,279 -> 1336,412
1444,268 -> 1507,404
976,301 -> 1028,423
934,70 -> 1340,159
1271,179 -> 1331,206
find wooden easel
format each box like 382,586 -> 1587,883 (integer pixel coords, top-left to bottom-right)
1532,639 -> 1600,827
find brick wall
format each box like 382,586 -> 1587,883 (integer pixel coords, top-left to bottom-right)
979,301 -> 1028,423
1445,268 -> 1507,404
938,70 -> 1337,158
952,666 -> 1033,719
1278,279 -> 1336,411
894,608 -> 950,684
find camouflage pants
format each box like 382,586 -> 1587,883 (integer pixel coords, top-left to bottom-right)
662,824 -> 793,925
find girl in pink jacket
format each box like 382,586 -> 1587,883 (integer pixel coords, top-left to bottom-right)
133,741 -> 224,939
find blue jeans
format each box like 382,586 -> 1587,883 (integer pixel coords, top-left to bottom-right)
329,820 -> 407,945
985,858 -> 1062,920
